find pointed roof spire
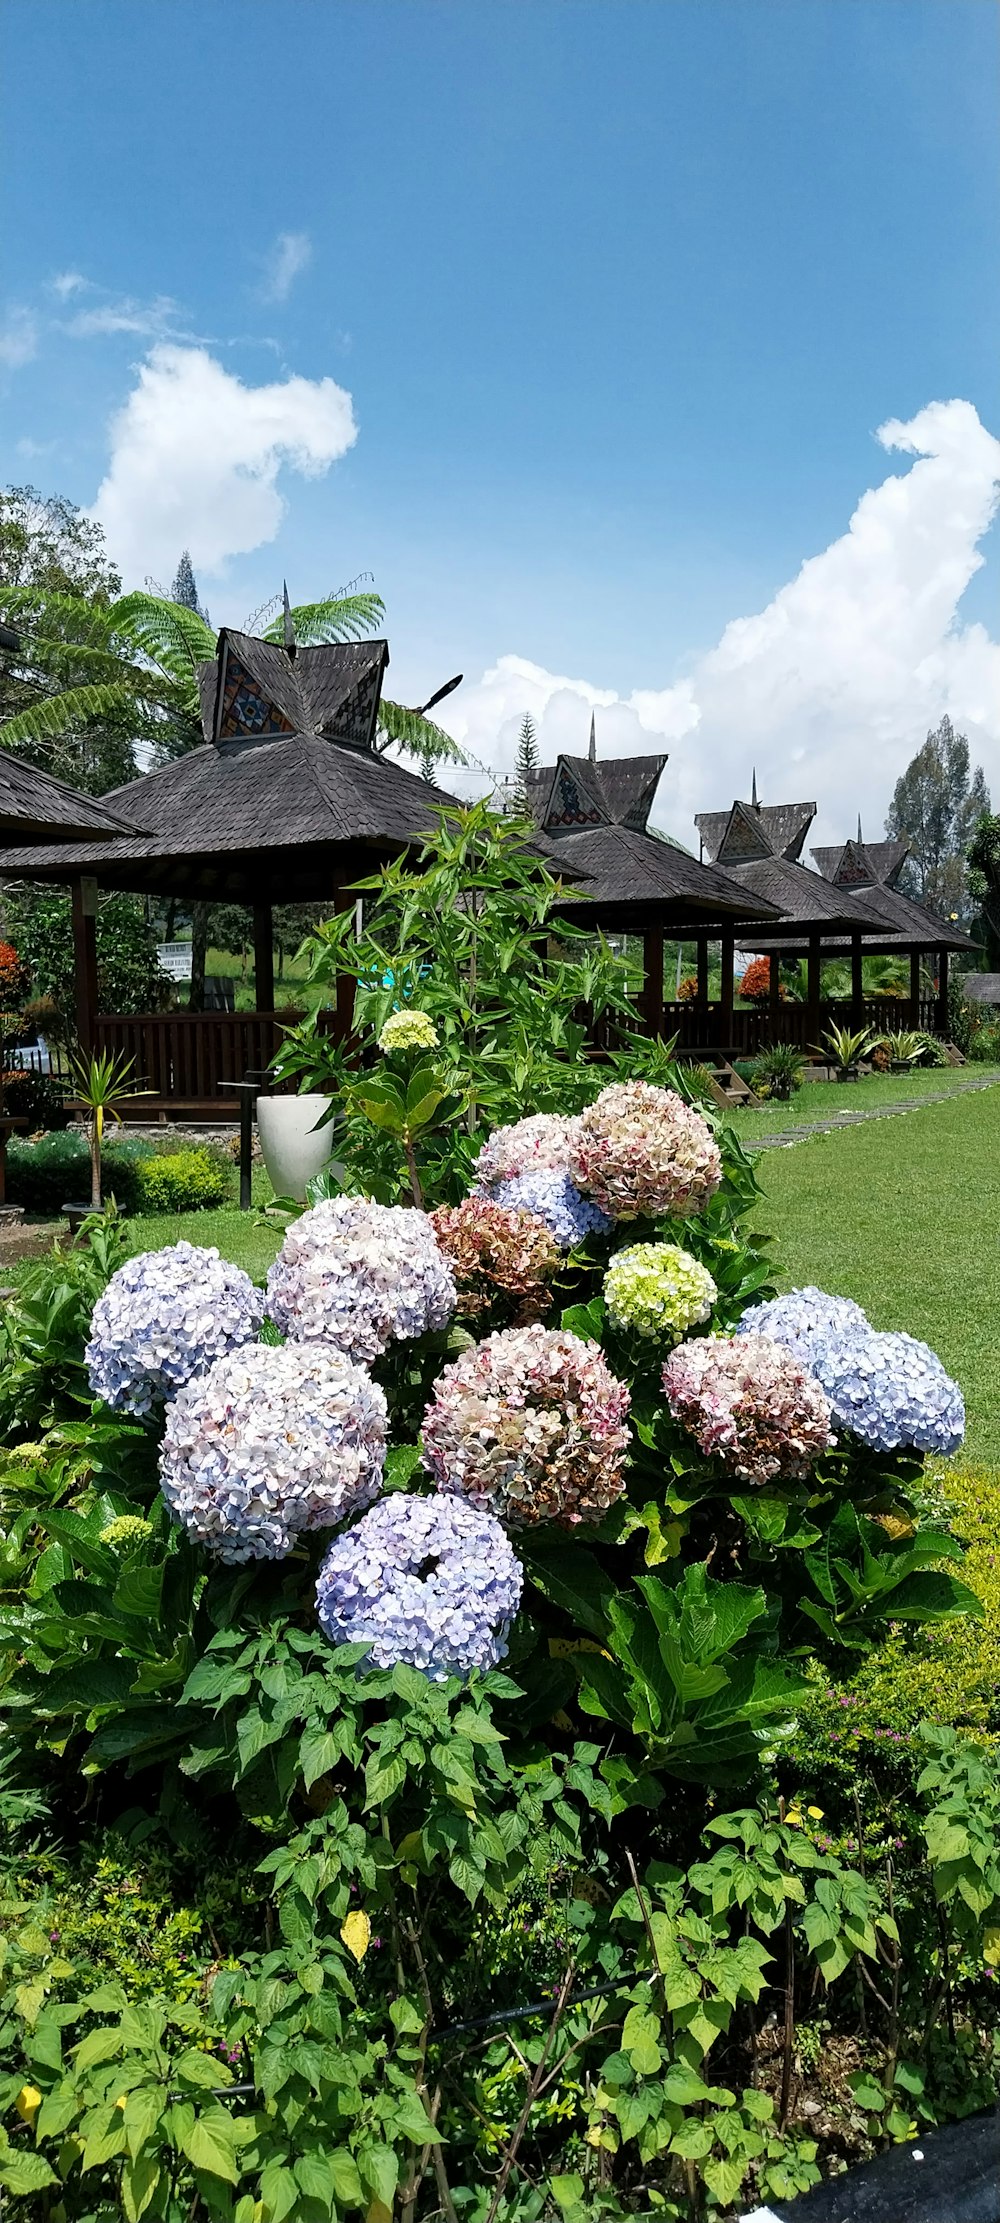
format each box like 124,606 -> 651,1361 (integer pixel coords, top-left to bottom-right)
857,812 -> 863,844
751,767 -> 759,809
588,710 -> 597,763
282,581 -> 295,657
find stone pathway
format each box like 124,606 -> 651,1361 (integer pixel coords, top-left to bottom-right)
746,1072 -> 1000,1151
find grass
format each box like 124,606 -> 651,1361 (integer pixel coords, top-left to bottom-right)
750,1080 -> 1000,1464
730,1064 -> 1000,1144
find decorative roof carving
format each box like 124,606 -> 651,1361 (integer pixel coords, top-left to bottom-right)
198,630 -> 390,752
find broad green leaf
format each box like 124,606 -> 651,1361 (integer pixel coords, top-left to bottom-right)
179,2114 -> 239,2183
122,2153 -> 161,2222
0,2150 -> 60,2193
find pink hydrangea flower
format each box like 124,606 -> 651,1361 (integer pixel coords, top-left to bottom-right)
421,1322 -> 631,1528
569,1081 -> 722,1222
474,1112 -> 580,1186
662,1332 -> 833,1485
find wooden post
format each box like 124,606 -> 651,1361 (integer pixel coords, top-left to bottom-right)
807,931 -> 822,1050
253,902 -> 275,1013
642,927 -> 664,1039
767,949 -> 781,1037
850,931 -> 864,1028
719,931 -> 734,1048
332,889 -> 358,1043
910,947 -> 922,1026
937,947 -> 949,1037
696,933 -> 709,1002
71,875 -> 99,1058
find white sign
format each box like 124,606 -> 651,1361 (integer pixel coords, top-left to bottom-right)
158,942 -> 192,981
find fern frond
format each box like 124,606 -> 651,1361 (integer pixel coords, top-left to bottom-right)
375,699 -> 466,767
0,588 -> 119,649
261,593 -> 386,646
4,635 -> 137,688
0,683 -> 141,748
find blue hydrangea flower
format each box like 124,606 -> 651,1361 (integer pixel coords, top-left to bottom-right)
160,1342 -> 387,1562
316,1492 -> 523,1680
478,1168 -> 611,1251
86,1242 -> 264,1417
738,1287 -> 964,1455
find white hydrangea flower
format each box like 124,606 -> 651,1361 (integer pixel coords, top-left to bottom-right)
266,1194 -> 456,1364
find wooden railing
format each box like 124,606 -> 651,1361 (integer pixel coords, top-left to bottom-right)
600,997 -> 940,1058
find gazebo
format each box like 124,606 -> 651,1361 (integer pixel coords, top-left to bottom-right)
525,724 -> 782,1038
694,788 -> 972,1043
0,627 -> 456,1114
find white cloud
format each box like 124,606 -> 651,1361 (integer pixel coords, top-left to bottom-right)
0,307 -> 38,369
439,400 -> 1000,850
260,231 -> 312,303
65,293 -> 192,340
50,270 -> 89,299
90,343 -> 358,581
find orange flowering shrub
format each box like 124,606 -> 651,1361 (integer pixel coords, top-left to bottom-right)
738,956 -> 784,1004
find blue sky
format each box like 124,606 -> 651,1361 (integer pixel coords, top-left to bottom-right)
3,0 -> 998,837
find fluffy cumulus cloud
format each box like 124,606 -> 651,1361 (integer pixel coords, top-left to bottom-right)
91,344 -> 357,581
440,400 -> 1000,846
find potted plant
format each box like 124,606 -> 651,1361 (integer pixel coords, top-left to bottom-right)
65,1050 -> 140,1231
818,1022 -> 873,1082
749,1043 -> 806,1101
261,1016 -> 346,1202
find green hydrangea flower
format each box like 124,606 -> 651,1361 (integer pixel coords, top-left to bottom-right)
603,1241 -> 717,1343
98,1515 -> 152,1550
378,1009 -> 439,1054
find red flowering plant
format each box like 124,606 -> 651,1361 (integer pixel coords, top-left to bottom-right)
738,954 -> 784,1004
676,973 -> 699,1001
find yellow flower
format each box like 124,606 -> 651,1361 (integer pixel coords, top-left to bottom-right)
807,1806 -> 825,1820
15,2084 -> 41,2122
785,1808 -> 803,1828
115,2095 -> 127,2110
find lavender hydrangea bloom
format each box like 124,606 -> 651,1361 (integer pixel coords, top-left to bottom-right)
86,1242 -> 264,1416
266,1195 -> 456,1363
738,1286 -> 964,1454
160,1342 -> 387,1562
474,1113 -> 579,1185
478,1168 -> 611,1250
737,1286 -> 870,1368
316,1492 -> 522,1680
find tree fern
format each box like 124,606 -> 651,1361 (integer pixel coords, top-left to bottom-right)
0,681 -> 144,750
260,592 -> 386,646
375,698 -> 464,767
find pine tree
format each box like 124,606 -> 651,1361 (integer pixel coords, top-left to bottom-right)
170,550 -> 210,626
886,715 -> 990,921
512,712 -> 539,809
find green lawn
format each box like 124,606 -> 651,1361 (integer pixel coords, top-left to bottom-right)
750,1081 -> 1000,1463
732,1064 -> 1000,1144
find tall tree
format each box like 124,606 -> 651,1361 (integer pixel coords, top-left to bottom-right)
169,549 -> 210,627
885,715 -> 990,922
0,486 -> 141,793
512,711 -> 539,809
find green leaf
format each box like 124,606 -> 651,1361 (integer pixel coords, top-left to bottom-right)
174,2048 -> 230,2090
0,2150 -> 60,2194
259,2159 -> 300,2221
328,2151 -> 364,2203
358,2142 -> 399,2205
124,2085 -> 164,2160
703,2155 -> 747,2208
122,2153 -> 161,2222
299,1727 -> 339,1789
179,2114 -> 239,2183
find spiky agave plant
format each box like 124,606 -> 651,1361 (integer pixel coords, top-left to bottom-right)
70,1050 -> 141,1208
0,585 -> 464,773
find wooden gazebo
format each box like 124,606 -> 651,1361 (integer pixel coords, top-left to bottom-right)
0,628 -> 456,1114
525,729 -> 782,1037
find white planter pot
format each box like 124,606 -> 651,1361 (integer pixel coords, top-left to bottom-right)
257,1095 -> 337,1202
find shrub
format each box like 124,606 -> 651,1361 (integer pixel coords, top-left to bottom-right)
132,1145 -> 231,1213
968,1019 -> 1000,1063
750,1044 -> 806,1099
0,1067 -> 70,1130
5,1130 -> 151,1213
739,955 -> 784,1004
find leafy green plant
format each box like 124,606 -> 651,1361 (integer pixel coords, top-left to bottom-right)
132,1148 -> 231,1215
0,1210 -> 126,1438
817,1023 -> 873,1076
749,1044 -> 806,1101
69,1052 -> 143,1208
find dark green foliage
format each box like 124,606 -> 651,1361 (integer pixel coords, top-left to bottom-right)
133,1148 -> 231,1214
0,1067 -> 70,1131
3,887 -> 168,1030
0,1209 -> 127,1435
749,1044 -> 805,1100
5,1133 -> 152,1214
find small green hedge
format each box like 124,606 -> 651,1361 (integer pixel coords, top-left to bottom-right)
5,1133 -> 232,1215
135,1148 -> 230,1213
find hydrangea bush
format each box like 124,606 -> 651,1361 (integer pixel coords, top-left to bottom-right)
160,1342 -> 387,1562
604,1241 -> 717,1343
430,1195 -> 561,1323
569,1079 -> 723,1222
477,1166 -> 611,1249
86,1242 -> 264,1416
739,1286 -> 965,1455
265,1194 -> 456,1364
422,1322 -> 631,1528
662,1331 -> 833,1485
316,1492 -> 522,1679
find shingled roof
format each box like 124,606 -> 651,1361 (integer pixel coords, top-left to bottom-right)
811,837 -> 911,889
0,747 -> 137,841
0,633 -> 455,904
526,751 -> 669,838
696,796 -> 817,866
539,822 -> 781,928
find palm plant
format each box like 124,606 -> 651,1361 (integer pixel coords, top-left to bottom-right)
0,585 -> 464,774
70,1050 -> 140,1207
749,1044 -> 806,1101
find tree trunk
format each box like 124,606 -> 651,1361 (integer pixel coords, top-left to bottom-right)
190,902 -> 209,1012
